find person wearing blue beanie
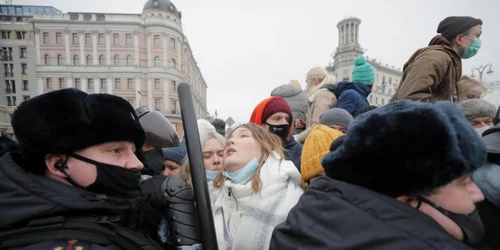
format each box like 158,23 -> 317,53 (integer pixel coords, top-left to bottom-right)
162,138 -> 187,176
334,55 -> 374,115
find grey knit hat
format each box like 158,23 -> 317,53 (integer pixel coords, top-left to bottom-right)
458,99 -> 496,120
320,108 -> 354,128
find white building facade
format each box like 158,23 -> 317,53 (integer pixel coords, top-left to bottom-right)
32,0 -> 207,137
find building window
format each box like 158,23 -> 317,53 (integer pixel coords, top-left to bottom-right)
72,33 -> 79,45
381,98 -> 385,105
375,97 -> 378,105
20,47 -> 27,58
114,78 -> 121,89
114,55 -> 120,66
56,32 -> 62,44
154,56 -> 160,67
382,75 -> 386,84
12,96 -> 16,106
73,55 -> 80,65
23,96 -> 30,101
22,80 -> 28,90
155,99 -> 161,111
88,78 -> 93,89
21,63 -> 27,74
113,34 -> 119,45
170,59 -> 176,69
389,77 -> 392,85
43,32 -> 49,44
170,100 -> 177,114
170,38 -> 175,49
86,55 -> 92,65
342,70 -> 349,81
127,55 -> 132,66
126,34 -> 132,45
99,55 -> 105,66
1,31 -> 11,39
10,80 -> 15,93
170,80 -> 176,91
154,35 -> 160,46
127,78 -> 134,89
44,54 -> 50,65
57,55 -> 63,65
154,79 -> 160,89
46,78 -> 52,89
85,33 -> 91,44
369,95 -> 372,103
100,78 -> 106,89
59,78 -> 65,88
7,97 -> 12,106
98,33 -> 104,45
74,78 -> 81,89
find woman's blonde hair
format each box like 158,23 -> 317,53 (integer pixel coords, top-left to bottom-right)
456,75 -> 487,95
212,123 -> 285,193
181,131 -> 226,186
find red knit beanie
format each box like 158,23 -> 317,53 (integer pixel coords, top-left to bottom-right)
262,97 -> 293,126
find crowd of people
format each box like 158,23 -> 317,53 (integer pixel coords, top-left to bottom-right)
0,15 -> 499,250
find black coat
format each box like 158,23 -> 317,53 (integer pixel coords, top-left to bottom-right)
0,153 -> 160,250
271,176 -> 476,250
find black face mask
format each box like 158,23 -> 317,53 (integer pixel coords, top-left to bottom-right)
265,122 -> 290,142
66,153 -> 142,199
143,148 -> 165,175
417,195 -> 485,248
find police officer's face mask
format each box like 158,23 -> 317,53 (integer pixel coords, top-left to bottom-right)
142,148 -> 165,175
68,153 -> 142,199
417,195 -> 486,248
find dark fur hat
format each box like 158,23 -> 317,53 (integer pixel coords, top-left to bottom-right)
322,100 -> 487,197
12,88 -> 145,174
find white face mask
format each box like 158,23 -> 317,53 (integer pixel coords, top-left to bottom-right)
475,126 -> 489,136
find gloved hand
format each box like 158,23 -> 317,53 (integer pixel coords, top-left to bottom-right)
139,176 -> 170,242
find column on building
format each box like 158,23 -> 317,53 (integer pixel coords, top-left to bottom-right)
177,37 -> 181,71
337,26 -> 341,46
105,29 -> 111,65
81,77 -> 87,92
67,76 -> 73,88
64,28 -> 71,65
34,28 -> 41,64
79,30 -> 85,65
107,76 -> 113,94
147,78 -> 153,110
163,78 -> 170,112
163,32 -> 168,69
93,77 -> 100,93
147,32 -> 152,67
135,77 -> 141,107
37,78 -> 43,95
92,31 -> 98,65
134,30 -> 140,66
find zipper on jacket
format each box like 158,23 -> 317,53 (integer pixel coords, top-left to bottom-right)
227,187 -> 239,211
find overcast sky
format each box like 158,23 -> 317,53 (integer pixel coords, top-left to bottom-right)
16,0 -> 500,122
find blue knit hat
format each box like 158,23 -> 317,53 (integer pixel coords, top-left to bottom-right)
351,56 -> 375,85
163,138 -> 187,165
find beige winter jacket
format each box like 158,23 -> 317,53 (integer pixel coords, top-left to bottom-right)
295,86 -> 337,143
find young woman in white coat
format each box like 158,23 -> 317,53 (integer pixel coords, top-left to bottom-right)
211,123 -> 304,250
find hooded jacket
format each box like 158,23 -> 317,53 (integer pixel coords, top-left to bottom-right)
271,176 -> 476,250
271,85 -> 308,135
250,97 -> 303,170
335,82 -> 371,115
391,45 -> 462,103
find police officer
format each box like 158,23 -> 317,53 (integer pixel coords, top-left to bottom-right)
0,88 -> 198,249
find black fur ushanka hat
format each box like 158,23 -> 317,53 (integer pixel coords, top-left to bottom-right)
322,100 -> 487,197
11,88 -> 145,174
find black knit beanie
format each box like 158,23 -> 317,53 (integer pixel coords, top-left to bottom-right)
437,16 -> 483,42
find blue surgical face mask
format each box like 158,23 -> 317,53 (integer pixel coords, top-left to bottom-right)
206,170 -> 218,181
222,157 -> 260,184
461,37 -> 481,59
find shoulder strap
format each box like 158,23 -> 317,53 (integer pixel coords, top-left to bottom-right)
0,215 -> 164,250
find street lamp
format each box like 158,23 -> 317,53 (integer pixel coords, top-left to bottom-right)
471,64 -> 494,81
